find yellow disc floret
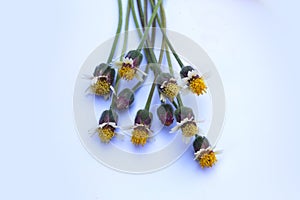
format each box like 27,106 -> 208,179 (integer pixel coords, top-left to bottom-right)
118,64 -> 136,80
97,126 -> 115,143
199,151 -> 217,168
189,77 -> 207,95
91,78 -> 110,96
181,122 -> 198,137
162,82 -> 180,101
131,127 -> 149,146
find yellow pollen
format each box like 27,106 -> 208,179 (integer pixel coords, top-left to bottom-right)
91,79 -> 110,96
118,64 -> 136,80
162,82 -> 180,101
131,127 -> 149,146
199,151 -> 217,168
181,122 -> 198,137
189,77 -> 207,95
97,126 -> 115,143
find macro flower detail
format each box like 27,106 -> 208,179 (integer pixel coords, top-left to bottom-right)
86,63 -> 116,99
157,103 -> 174,126
171,106 -> 199,141
115,50 -> 146,81
96,109 -> 118,143
156,73 -> 180,102
131,109 -> 153,146
180,66 -> 207,96
193,135 -> 218,168
113,88 -> 135,110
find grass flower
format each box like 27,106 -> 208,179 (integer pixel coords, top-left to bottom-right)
157,73 -> 180,102
180,66 -> 207,96
193,135 -> 220,168
115,50 -> 146,81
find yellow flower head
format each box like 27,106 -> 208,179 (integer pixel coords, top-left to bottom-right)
181,121 -> 198,137
189,76 -> 207,96
118,62 -> 136,80
97,125 -> 115,143
131,126 -> 149,146
90,77 -> 111,96
161,80 -> 180,101
199,150 -> 217,168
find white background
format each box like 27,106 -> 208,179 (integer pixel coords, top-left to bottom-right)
0,0 -> 299,199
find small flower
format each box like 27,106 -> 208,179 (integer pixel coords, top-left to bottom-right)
113,88 -> 135,110
180,66 -> 207,96
131,124 -> 151,146
96,109 -> 118,143
157,103 -> 174,126
171,107 -> 199,141
115,50 -> 146,81
193,135 -> 219,168
131,109 -> 153,146
156,73 -> 180,102
86,63 -> 116,99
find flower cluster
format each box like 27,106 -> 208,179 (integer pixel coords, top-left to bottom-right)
83,0 -> 222,171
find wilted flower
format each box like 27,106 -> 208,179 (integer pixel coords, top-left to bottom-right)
86,63 -> 116,99
180,66 -> 207,96
170,106 -> 199,141
193,135 -> 218,168
156,73 -> 180,102
115,50 -> 146,81
131,109 -> 152,146
96,109 -> 118,143
113,88 -> 135,110
157,103 -> 174,126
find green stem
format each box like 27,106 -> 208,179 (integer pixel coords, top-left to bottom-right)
150,0 -> 157,47
110,0 -> 130,109
144,0 -> 148,26
137,0 -> 145,29
144,81 -> 156,111
136,0 -> 163,51
149,0 -> 184,68
130,0 -> 143,38
107,0 -> 123,63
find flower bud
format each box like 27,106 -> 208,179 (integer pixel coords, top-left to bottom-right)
114,88 -> 135,110
157,103 -> 174,126
125,50 -> 143,67
174,106 -> 195,122
193,135 -> 210,153
180,66 -> 194,78
134,109 -> 153,127
99,109 -> 118,125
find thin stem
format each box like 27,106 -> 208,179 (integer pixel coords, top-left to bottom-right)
150,0 -> 157,47
137,0 -> 145,29
149,0 -> 184,68
144,0 -> 148,26
177,95 -> 183,107
144,81 -> 156,111
107,0 -> 123,63
136,0 -> 163,51
130,0 -> 143,37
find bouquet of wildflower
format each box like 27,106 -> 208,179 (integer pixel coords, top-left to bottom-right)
84,0 -> 221,169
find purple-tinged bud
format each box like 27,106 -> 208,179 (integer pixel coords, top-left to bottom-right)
193,135 -> 211,153
99,109 -> 118,125
174,106 -> 195,122
114,88 -> 135,110
125,50 -> 143,67
180,66 -> 194,78
134,109 -> 153,127
93,63 -> 115,85
157,103 -> 174,126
